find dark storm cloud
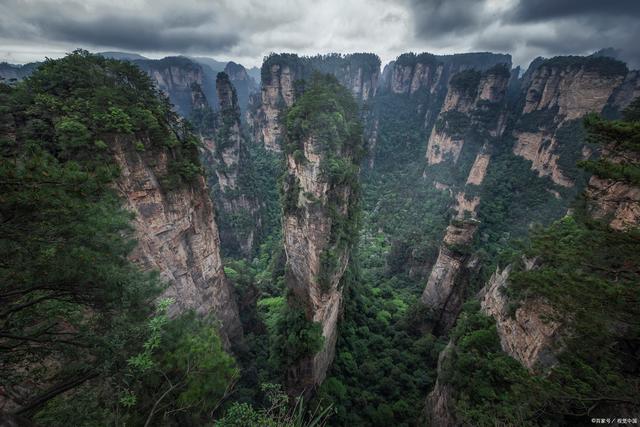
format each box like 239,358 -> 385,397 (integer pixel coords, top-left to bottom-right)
36,14 -> 238,52
510,0 -> 640,22
408,0 -> 485,39
405,0 -> 640,68
0,0 -> 239,53
1,0 -> 638,68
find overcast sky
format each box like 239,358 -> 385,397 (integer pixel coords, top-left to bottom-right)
1,0 -> 639,69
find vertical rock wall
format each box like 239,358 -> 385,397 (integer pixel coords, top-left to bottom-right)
112,135 -> 243,346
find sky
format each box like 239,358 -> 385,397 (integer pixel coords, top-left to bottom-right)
1,0 -> 639,69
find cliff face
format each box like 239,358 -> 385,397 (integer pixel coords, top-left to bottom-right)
512,57 -> 628,187
420,218 -> 479,334
384,52 -> 511,96
202,72 -> 261,257
423,342 -> 457,427
479,265 -> 561,372
281,77 -> 362,395
248,59 -> 300,151
111,135 -> 242,346
283,133 -> 357,393
224,61 -> 258,114
134,57 -> 213,117
420,66 -> 511,335
425,65 -> 510,166
247,53 -> 380,151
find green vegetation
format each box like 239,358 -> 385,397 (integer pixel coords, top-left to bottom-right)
449,69 -> 481,94
441,301 -> 543,426
0,50 -> 237,425
261,53 -> 380,100
283,73 -> 364,287
394,52 -> 438,67
5,47 -> 638,427
440,98 -> 640,424
579,97 -> 640,185
541,55 -> 628,77
316,262 -> 443,426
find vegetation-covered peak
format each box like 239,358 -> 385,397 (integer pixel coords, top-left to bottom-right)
260,52 -> 380,85
283,73 -> 363,158
540,55 -> 628,77
449,69 -> 482,93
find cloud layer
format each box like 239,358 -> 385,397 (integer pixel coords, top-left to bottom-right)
1,0 -> 638,68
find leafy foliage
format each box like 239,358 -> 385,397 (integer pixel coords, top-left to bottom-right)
0,50 -> 235,424
540,55 -> 628,77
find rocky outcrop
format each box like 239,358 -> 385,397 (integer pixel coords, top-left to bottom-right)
607,71 -> 640,113
203,72 -> 261,257
112,135 -> 242,346
465,151 -> 490,185
134,56 -> 213,117
513,56 -> 629,187
420,67 -> 510,335
283,132 -> 357,392
584,144 -> 640,231
512,131 -> 574,187
479,265 -> 560,372
247,53 -> 380,151
420,217 -> 479,335
282,79 -> 362,395
248,57 -> 299,151
521,59 -> 625,121
384,52 -> 511,96
224,61 -> 258,114
423,343 -> 457,427
586,176 -> 640,230
426,65 -> 510,166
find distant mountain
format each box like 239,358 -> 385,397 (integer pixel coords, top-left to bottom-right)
246,66 -> 261,83
223,61 -> 258,114
0,61 -> 41,82
190,56 -> 228,73
98,51 -> 149,61
131,56 -> 215,117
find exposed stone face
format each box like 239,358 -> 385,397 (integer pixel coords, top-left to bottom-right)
283,133 -> 357,393
281,79 -> 362,394
426,66 -> 510,166
135,58 -> 211,117
424,343 -> 457,427
248,53 -> 380,151
479,265 -> 561,372
513,59 -> 629,187
522,65 -> 624,122
420,218 -> 479,334
111,136 -> 242,346
512,131 -> 574,187
608,71 -> 640,111
250,63 -> 297,151
466,152 -> 491,185
425,130 -> 464,165
366,118 -> 379,168
202,72 -> 262,256
420,68 -> 510,334
585,156 -> 640,231
384,52 -> 511,96
224,61 -> 258,114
